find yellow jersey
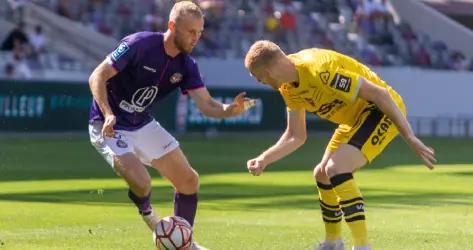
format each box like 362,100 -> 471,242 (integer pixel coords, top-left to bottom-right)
279,48 -> 405,126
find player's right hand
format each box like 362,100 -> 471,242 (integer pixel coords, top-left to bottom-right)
102,114 -> 116,138
247,157 -> 267,176
407,136 -> 436,170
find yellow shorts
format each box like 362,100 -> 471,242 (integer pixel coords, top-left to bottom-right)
327,103 -> 406,163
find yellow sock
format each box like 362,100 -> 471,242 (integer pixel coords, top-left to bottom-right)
317,181 -> 342,241
331,173 -> 368,247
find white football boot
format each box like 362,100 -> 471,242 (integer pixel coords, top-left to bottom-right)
313,240 -> 345,250
352,246 -> 371,250
190,241 -> 209,250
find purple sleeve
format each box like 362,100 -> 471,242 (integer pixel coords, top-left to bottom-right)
180,57 -> 205,95
106,36 -> 139,72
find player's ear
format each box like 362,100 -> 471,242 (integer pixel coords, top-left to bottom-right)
168,21 -> 175,32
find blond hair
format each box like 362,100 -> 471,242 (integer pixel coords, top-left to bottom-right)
169,1 -> 203,23
244,40 -> 285,75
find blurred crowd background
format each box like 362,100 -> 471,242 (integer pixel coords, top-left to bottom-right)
1,0 -> 473,80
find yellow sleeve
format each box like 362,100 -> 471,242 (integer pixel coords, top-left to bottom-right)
279,88 -> 304,112
323,65 -> 362,103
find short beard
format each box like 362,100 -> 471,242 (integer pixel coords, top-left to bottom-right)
173,36 -> 189,54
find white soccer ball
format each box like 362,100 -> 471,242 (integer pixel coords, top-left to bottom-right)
153,216 -> 193,250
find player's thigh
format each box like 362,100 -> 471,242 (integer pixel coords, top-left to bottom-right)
150,147 -> 199,194
89,121 -> 136,170
114,153 -> 152,195
325,144 -> 367,177
328,105 -> 399,165
132,120 -> 180,166
89,122 -> 150,191
129,120 -> 198,192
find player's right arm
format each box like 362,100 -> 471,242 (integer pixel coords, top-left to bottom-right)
247,108 -> 307,176
357,77 -> 436,169
88,59 -> 118,137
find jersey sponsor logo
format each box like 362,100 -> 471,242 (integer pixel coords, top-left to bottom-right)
111,42 -> 130,61
119,86 -> 158,113
170,73 -> 183,84
319,71 -> 330,84
371,116 -> 393,146
330,73 -> 351,92
315,99 -> 344,116
143,65 -> 156,73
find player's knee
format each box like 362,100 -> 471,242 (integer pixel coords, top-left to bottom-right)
314,163 -> 331,184
325,157 -> 360,178
177,168 -> 199,194
313,163 -> 325,180
187,169 -> 199,191
324,161 -> 335,178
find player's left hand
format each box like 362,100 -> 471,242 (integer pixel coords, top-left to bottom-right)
407,136 -> 436,170
225,92 -> 256,116
247,157 -> 267,176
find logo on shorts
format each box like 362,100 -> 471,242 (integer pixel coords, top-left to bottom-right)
170,73 -> 183,84
330,73 -> 351,92
371,116 -> 393,146
116,139 -> 128,148
111,42 -> 129,61
119,86 -> 159,113
319,71 -> 330,84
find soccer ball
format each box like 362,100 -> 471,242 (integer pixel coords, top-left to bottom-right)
153,216 -> 193,250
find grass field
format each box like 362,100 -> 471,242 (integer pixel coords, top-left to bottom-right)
0,134 -> 472,250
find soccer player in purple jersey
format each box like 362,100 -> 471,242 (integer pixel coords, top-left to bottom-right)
87,2 -> 253,249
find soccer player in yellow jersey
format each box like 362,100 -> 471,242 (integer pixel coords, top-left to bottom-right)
244,40 -> 436,250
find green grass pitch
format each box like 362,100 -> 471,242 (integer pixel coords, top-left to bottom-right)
0,134 -> 472,249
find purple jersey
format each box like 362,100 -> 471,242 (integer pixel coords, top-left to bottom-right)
89,32 -> 204,130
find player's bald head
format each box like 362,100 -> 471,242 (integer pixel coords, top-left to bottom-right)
169,1 -> 203,24
245,40 -> 285,76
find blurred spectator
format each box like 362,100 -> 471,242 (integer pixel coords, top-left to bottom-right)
265,12 -> 278,32
9,48 -> 32,79
56,0 -> 73,19
279,1 -> 298,52
6,0 -> 30,22
29,24 -> 47,56
430,41 -> 448,69
3,63 -> 16,79
448,51 -> 469,71
1,22 -> 29,51
413,43 -> 431,67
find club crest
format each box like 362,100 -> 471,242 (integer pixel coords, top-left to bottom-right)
116,139 -> 128,148
170,73 -> 183,84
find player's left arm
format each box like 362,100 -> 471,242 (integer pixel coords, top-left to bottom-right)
357,77 -> 436,169
247,108 -> 307,176
188,87 -> 255,118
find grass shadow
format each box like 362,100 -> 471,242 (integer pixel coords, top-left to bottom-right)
0,136 -> 472,182
1,182 -> 472,211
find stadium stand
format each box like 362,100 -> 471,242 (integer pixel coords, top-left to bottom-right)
1,0 -> 473,80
